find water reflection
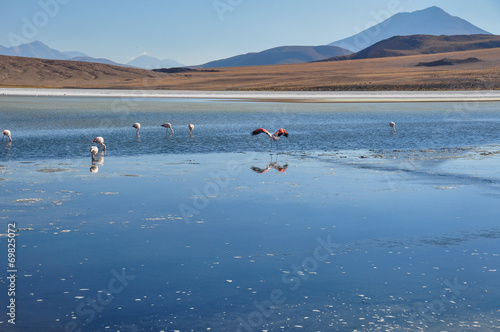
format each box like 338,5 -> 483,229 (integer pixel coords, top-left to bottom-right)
94,152 -> 105,165
90,164 -> 99,173
90,151 -> 105,173
90,146 -> 98,163
251,153 -> 288,174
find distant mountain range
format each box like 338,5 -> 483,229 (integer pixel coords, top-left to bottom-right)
198,6 -> 492,68
200,45 -> 352,68
320,34 -> 500,62
0,41 -> 127,67
329,6 -> 491,52
0,41 -> 183,69
0,41 -> 68,60
0,6 -> 495,70
126,54 -> 184,69
62,51 -> 89,58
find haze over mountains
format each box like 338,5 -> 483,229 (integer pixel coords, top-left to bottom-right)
0,41 -> 126,67
126,54 -> 184,69
329,6 -> 491,52
0,41 -> 183,69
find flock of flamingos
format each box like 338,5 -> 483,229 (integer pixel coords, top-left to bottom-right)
2,121 -> 397,162
89,122 -> 292,161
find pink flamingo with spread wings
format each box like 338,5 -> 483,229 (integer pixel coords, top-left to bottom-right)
251,128 -> 288,149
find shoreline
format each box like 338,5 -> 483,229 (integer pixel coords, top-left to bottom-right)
1,88 -> 500,103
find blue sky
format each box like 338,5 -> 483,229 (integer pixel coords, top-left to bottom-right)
0,0 -> 499,65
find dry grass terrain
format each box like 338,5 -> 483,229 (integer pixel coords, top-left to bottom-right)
1,48 -> 500,91
324,34 -> 500,61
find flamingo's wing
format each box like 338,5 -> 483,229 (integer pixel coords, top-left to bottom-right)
251,166 -> 270,174
251,128 -> 270,136
275,128 -> 288,137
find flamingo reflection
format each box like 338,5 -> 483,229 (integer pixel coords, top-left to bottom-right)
251,154 -> 288,174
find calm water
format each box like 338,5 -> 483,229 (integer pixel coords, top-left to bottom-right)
1,96 -> 500,331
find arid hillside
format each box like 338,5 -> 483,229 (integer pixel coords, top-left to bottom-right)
1,47 -> 500,91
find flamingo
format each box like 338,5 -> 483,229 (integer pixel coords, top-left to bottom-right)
389,122 -> 396,133
251,128 -> 288,149
92,137 -> 106,150
132,123 -> 141,136
161,122 -> 174,135
2,130 -> 12,142
90,146 -> 98,162
188,124 -> 194,137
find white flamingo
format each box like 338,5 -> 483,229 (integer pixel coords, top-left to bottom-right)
161,122 -> 174,135
132,123 -> 141,136
2,130 -> 12,142
389,122 -> 396,133
92,137 -> 106,150
188,124 -> 194,137
90,146 -> 98,162
251,128 -> 289,149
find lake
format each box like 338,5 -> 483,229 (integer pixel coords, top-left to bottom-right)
1,95 -> 500,331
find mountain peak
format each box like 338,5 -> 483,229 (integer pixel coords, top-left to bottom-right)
1,40 -> 68,60
127,54 -> 184,69
27,40 -> 46,47
329,6 -> 491,52
419,6 -> 445,13
410,6 -> 453,18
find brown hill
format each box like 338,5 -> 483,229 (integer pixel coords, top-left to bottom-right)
323,34 -> 500,61
1,48 -> 500,91
0,55 -> 164,89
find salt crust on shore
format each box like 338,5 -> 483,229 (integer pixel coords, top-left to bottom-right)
1,88 -> 500,103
